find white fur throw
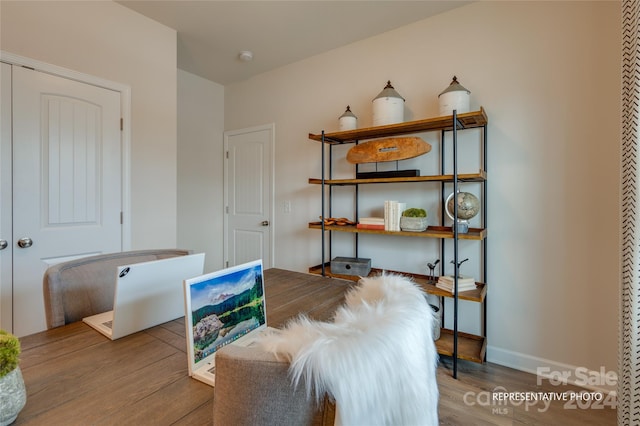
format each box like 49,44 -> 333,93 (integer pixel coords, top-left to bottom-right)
259,273 -> 439,426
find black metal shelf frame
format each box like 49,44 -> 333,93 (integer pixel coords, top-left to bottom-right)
317,112 -> 488,378
438,112 -> 488,378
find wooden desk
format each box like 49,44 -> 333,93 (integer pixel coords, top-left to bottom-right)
15,269 -> 352,425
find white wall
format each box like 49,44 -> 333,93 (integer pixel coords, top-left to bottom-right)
177,69 -> 225,272
0,1 -> 178,249
225,1 -> 621,389
2,0 -> 620,390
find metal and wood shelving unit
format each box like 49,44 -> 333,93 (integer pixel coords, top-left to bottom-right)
307,108 -> 488,377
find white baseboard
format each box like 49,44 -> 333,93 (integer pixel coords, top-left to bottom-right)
487,345 -> 617,395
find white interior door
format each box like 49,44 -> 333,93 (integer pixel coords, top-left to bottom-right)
224,124 -> 274,268
11,65 -> 123,336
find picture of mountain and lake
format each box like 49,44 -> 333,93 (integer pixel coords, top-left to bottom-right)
188,263 -> 265,363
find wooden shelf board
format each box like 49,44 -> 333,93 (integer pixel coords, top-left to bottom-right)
308,264 -> 486,303
308,170 -> 486,185
309,107 -> 487,144
308,223 -> 486,240
416,279 -> 487,302
435,328 -> 486,364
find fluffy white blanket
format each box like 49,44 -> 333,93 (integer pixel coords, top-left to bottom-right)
259,273 -> 439,426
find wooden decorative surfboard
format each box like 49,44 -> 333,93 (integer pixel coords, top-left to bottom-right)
346,137 -> 431,164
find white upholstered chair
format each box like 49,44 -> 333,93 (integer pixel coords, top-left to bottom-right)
42,249 -> 190,329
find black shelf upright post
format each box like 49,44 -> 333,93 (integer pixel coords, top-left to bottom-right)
329,138 -> 334,267
440,128 -> 446,344
452,110 -> 460,379
354,140 -> 359,259
320,131 -> 326,276
482,123 -> 488,359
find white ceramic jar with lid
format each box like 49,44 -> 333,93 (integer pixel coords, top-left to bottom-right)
338,105 -> 357,131
372,80 -> 405,126
438,76 -> 470,116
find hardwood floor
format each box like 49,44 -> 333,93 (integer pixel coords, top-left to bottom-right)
270,269 -> 617,426
17,269 -> 616,425
436,358 -> 616,425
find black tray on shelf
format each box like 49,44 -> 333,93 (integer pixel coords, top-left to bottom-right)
355,169 -> 419,179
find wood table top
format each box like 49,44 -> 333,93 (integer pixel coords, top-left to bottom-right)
15,268 -> 353,425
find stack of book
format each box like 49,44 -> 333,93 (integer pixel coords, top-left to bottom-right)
384,201 -> 406,231
436,275 -> 477,293
357,217 -> 385,230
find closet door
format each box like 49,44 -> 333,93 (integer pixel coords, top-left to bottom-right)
11,66 -> 123,336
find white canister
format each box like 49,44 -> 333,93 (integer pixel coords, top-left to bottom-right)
438,76 -> 470,117
372,80 -> 405,126
338,105 -> 357,131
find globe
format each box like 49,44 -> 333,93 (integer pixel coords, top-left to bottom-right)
446,191 -> 480,221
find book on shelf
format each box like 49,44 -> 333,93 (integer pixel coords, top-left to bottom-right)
358,217 -> 385,225
435,275 -> 477,293
384,201 -> 395,231
436,282 -> 478,293
437,275 -> 475,285
356,223 -> 385,230
384,201 -> 406,231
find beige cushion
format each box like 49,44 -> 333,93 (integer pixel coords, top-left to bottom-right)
213,344 -> 334,426
42,249 -> 190,329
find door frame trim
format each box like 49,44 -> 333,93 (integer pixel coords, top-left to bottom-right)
223,123 -> 275,268
0,62 -> 13,331
1,51 -> 132,249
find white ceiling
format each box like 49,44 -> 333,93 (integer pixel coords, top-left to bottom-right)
117,1 -> 470,85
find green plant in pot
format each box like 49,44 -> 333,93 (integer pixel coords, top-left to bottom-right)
400,208 -> 428,232
0,330 -> 26,426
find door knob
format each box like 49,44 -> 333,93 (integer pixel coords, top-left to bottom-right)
261,221 -> 269,226
17,237 -> 33,248
0,240 -> 7,250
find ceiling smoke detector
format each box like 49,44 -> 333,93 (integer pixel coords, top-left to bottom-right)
238,51 -> 253,62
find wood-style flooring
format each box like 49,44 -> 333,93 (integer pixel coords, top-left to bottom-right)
436,358 -> 615,425
268,269 -> 617,426
17,269 -> 616,425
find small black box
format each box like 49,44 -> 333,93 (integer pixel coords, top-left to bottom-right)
331,257 -> 372,276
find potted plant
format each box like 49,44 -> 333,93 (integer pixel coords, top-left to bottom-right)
400,208 -> 428,232
0,330 -> 26,426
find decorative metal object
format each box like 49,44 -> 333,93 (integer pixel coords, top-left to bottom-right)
338,105 -> 357,131
372,80 -> 405,126
426,259 -> 440,282
450,258 -> 469,269
438,76 -> 470,116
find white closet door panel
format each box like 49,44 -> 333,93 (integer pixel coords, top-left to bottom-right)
44,95 -> 102,225
12,66 -> 122,336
